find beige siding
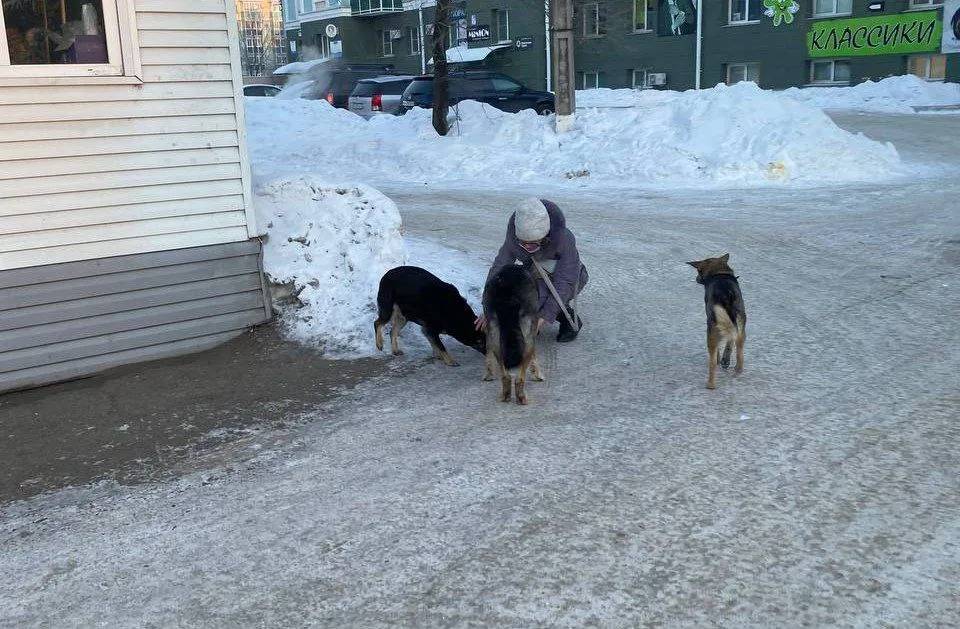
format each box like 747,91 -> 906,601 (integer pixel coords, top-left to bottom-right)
0,0 -> 256,272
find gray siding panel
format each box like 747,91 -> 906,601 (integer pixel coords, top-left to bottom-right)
0,274 -> 263,332
0,242 -> 272,393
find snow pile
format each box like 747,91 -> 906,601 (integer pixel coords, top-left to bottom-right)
782,75 -> 960,113
245,81 -> 901,188
253,176 -> 407,353
577,76 -> 960,114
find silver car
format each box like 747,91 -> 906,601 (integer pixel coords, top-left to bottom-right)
348,75 -> 415,119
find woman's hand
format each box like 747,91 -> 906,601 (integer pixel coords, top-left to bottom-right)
474,315 -> 487,332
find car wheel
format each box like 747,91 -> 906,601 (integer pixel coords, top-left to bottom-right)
536,105 -> 554,116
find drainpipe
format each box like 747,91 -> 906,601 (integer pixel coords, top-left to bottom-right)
695,0 -> 703,89
419,2 -> 426,74
545,0 -> 552,91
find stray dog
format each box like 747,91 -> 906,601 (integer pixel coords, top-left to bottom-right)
687,254 -> 746,389
374,266 -> 485,365
482,266 -> 544,404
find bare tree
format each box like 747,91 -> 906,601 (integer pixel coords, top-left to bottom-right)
431,0 -> 451,136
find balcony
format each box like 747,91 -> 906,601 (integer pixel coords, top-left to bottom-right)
351,0 -> 404,16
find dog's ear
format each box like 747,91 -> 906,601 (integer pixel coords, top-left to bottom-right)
720,253 -> 730,263
687,260 -> 701,269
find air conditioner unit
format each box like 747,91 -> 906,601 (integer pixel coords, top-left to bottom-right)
390,29 -> 403,39
646,72 -> 667,87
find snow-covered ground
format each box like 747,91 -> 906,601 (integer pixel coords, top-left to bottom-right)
2,79 -> 959,627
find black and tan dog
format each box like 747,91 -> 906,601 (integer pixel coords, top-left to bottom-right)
482,265 -> 544,404
374,266 -> 485,365
687,254 -> 746,389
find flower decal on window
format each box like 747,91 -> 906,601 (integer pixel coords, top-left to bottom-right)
763,0 -> 799,26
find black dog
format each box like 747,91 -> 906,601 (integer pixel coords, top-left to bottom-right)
374,266 -> 485,366
482,265 -> 544,404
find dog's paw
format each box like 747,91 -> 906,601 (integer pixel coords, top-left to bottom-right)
443,359 -> 459,367
483,373 -> 495,381
391,349 -> 404,356
734,365 -> 743,374
516,394 -> 528,405
706,381 -> 716,390
532,373 -> 545,382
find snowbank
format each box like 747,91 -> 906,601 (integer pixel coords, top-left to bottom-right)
245,81 -> 901,189
781,75 -> 960,114
254,176 -> 407,353
578,76 -> 960,114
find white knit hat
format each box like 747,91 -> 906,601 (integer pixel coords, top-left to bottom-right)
514,197 -> 550,242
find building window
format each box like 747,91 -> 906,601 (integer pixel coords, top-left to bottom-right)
729,0 -> 763,23
315,33 -> 330,58
493,9 -> 510,42
1,0 -> 139,78
284,0 -> 298,22
578,70 -> 600,89
909,0 -> 943,6
301,0 -> 315,12
634,0 -> 652,31
631,68 -> 649,88
380,29 -> 394,57
810,59 -> 851,84
409,26 -> 421,55
726,62 -> 760,85
582,3 -> 605,37
813,0 -> 852,16
449,16 -> 467,47
908,55 -> 946,80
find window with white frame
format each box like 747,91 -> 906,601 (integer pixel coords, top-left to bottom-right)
909,0 -> 943,7
729,0 -> 763,23
380,29 -> 394,57
726,62 -> 760,85
631,68 -> 649,89
1,0 -> 139,78
813,0 -> 852,16
301,0 -> 315,13
634,0 -> 652,31
284,0 -> 298,22
907,54 -> 946,80
493,8 -> 509,42
449,17 -> 467,47
579,70 -> 600,89
409,25 -> 421,55
810,59 -> 851,84
582,3 -> 605,37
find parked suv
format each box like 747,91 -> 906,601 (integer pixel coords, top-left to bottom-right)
300,63 -> 396,109
399,71 -> 555,115
348,75 -> 416,118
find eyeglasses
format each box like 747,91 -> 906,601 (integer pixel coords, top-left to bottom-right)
518,239 -> 542,253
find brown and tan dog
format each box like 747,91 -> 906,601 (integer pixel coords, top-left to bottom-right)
687,254 -> 746,389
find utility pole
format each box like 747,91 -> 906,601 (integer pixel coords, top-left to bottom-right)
549,0 -> 575,133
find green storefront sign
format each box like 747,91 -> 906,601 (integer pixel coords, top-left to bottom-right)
807,11 -> 942,58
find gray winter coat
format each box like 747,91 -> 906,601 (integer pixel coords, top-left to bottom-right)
487,199 -> 588,322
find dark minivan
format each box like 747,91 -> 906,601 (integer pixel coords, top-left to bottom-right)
399,71 -> 554,115
301,63 -> 397,109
